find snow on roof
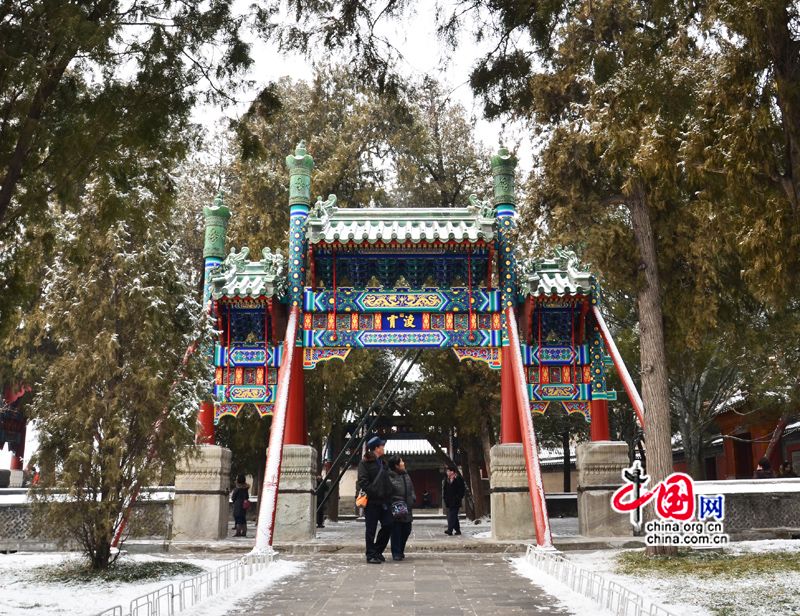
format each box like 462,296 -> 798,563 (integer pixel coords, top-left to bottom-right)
306,198 -> 496,246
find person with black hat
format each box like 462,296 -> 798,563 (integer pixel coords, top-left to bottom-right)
443,465 -> 465,535
357,435 -> 393,563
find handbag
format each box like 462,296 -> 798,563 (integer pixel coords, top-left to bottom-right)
391,500 -> 409,520
391,475 -> 410,521
242,498 -> 251,511
356,490 -> 368,508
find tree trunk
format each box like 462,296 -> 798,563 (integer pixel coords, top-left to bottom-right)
326,422 -> 343,522
479,413 -> 494,479
90,536 -> 112,570
463,437 -> 487,519
628,180 -> 675,556
764,3 -> 800,211
764,414 -> 790,461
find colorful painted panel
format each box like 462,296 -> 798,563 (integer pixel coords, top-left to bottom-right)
530,401 -> 550,415
358,331 -> 447,347
562,401 -> 590,420
452,347 -> 501,369
254,403 -> 274,417
214,402 -> 243,422
302,328 -> 503,348
311,251 -> 493,289
214,344 -> 282,367
588,326 -> 609,398
303,347 -> 351,369
308,311 -> 501,332
214,402 -> 274,423
303,288 -> 501,313
213,384 -> 276,403
528,383 -> 591,401
520,344 -> 589,366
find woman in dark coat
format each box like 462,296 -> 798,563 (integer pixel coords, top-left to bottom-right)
231,474 -> 250,537
387,455 -> 415,561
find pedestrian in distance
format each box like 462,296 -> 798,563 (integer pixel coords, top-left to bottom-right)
422,489 -> 432,508
754,457 -> 775,479
443,465 -> 465,536
780,460 -> 796,477
357,435 -> 393,563
387,455 -> 415,561
231,474 -> 250,537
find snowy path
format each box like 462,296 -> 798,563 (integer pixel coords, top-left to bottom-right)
224,553 -> 574,616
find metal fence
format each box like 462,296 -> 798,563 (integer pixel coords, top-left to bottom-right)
522,546 -> 680,616
94,551 -> 275,616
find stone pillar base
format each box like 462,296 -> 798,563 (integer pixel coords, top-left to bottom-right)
577,441 -> 631,537
273,444 -> 317,542
8,470 -> 23,487
172,445 -> 231,541
490,444 -> 535,541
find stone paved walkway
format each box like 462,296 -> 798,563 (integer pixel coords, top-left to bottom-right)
226,553 -> 573,615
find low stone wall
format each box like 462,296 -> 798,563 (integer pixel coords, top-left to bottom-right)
695,478 -> 800,536
0,488 -> 173,550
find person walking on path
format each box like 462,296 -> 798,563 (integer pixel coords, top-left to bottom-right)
357,435 -> 393,563
443,465 -> 465,536
231,474 -> 250,537
387,455 -> 415,561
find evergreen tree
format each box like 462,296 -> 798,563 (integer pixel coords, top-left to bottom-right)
0,0 -> 250,381
684,1 -> 799,304
21,184 -> 211,569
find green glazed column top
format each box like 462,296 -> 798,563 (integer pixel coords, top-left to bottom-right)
491,146 -> 517,206
203,191 -> 231,259
203,191 -> 231,221
286,140 -> 314,206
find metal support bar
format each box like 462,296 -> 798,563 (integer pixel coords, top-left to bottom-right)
591,305 -> 646,429
506,306 -> 553,549
253,306 -> 299,552
315,350 -> 422,516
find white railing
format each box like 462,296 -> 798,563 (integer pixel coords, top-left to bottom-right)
94,552 -> 274,616
523,545 -> 679,616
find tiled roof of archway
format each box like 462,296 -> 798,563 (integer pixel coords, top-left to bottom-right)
210,247 -> 287,299
518,249 -> 595,298
306,197 -> 496,245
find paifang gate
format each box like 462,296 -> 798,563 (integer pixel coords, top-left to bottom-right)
197,141 -> 646,553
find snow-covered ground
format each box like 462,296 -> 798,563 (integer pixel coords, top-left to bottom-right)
513,540 -> 800,616
0,552 -> 303,616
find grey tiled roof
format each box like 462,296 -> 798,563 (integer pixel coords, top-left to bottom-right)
305,195 -> 496,245
210,247 -> 287,299
518,249 -> 595,298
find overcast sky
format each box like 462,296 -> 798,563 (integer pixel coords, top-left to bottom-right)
194,1 -> 534,171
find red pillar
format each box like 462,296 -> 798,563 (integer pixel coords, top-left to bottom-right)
590,399 -> 610,441
196,401 -> 215,445
501,347 -> 523,443
283,345 -> 306,445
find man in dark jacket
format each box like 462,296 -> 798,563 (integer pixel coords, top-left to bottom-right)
357,435 -> 393,563
443,465 -> 466,535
